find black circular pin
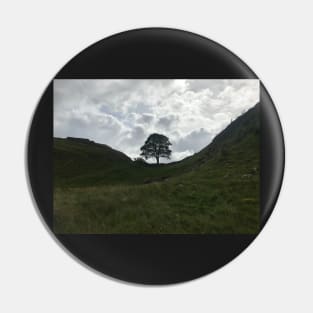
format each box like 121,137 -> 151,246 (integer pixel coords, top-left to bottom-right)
27,28 -> 284,284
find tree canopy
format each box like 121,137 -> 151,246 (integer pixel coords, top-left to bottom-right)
140,133 -> 172,165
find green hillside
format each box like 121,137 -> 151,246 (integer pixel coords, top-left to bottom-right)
54,104 -> 260,234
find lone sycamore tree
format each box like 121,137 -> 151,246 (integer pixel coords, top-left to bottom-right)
140,133 -> 172,165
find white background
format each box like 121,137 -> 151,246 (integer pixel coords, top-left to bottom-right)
0,1 -> 312,312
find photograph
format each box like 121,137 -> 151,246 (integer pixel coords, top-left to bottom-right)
53,79 -> 260,234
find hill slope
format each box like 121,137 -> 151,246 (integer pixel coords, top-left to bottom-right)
54,137 -> 132,187
54,104 -> 260,234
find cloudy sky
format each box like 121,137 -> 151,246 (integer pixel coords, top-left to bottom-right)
54,79 -> 259,162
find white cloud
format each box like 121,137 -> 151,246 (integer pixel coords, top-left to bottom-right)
54,79 -> 259,162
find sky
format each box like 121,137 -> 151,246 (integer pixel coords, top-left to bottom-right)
54,79 -> 259,162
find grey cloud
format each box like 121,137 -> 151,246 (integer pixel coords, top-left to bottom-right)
136,113 -> 155,124
118,125 -> 148,158
156,114 -> 178,130
122,125 -> 146,145
174,128 -> 213,153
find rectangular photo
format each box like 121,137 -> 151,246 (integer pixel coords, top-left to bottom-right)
53,79 -> 260,234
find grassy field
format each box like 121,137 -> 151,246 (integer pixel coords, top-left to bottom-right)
54,105 -> 260,234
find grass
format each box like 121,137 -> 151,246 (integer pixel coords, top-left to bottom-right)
53,105 -> 260,234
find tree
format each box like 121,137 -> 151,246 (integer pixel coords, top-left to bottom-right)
140,133 -> 172,165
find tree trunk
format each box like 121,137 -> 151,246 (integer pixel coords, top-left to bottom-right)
156,156 -> 159,165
